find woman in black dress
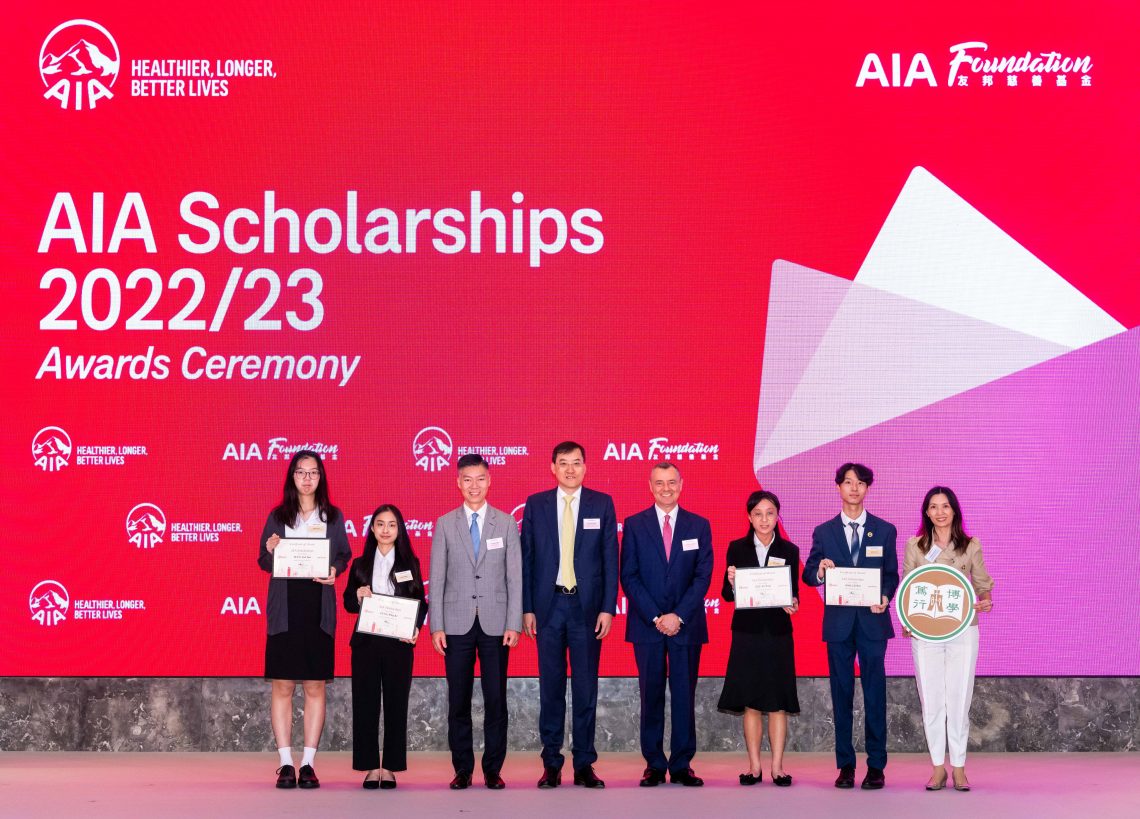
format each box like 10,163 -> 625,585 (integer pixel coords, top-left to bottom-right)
343,504 -> 427,789
717,490 -> 800,786
257,450 -> 351,789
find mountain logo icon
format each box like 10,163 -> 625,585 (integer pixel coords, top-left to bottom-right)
39,19 -> 120,111
126,503 -> 167,549
32,426 -> 73,472
413,426 -> 454,473
29,580 -> 70,627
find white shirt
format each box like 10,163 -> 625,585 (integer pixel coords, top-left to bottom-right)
371,547 -> 396,595
655,505 -> 680,534
464,503 -> 486,541
556,487 -> 582,587
285,508 -> 325,538
753,533 -> 775,566
840,509 -> 868,549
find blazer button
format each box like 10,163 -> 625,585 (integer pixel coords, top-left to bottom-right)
475,576 -> 481,579
472,595 -> 477,599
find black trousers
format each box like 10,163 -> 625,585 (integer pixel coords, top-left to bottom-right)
444,616 -> 510,776
350,636 -> 414,772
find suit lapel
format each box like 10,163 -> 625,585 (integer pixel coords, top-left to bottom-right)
457,507 -> 477,568
665,508 -> 683,573
833,516 -> 853,567
476,507 -> 498,569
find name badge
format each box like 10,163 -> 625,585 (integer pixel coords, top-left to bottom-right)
767,556 -> 786,567
924,545 -> 942,562
487,537 -> 504,550
395,570 -> 413,583
682,538 -> 699,551
865,546 -> 883,558
583,518 -> 601,530
308,522 -> 327,534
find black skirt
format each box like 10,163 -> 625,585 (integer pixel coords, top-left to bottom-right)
264,580 -> 335,682
717,630 -> 799,715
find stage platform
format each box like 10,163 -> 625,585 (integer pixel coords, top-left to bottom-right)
1,751 -> 1137,818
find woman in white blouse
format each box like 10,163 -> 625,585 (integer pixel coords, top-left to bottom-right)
343,504 -> 427,789
903,486 -> 994,792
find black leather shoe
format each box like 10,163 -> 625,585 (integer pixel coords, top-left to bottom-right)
670,768 -> 704,787
639,767 -> 666,787
739,772 -> 761,786
297,764 -> 319,789
835,765 -> 856,788
485,772 -> 506,789
379,776 -> 397,790
772,773 -> 793,787
275,765 -> 297,789
362,775 -> 380,790
573,766 -> 605,788
449,771 -> 472,790
861,767 -> 885,790
537,766 -> 561,789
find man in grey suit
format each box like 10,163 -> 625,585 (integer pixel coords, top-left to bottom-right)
430,453 -> 522,790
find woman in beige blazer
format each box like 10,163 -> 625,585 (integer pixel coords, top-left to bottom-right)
903,486 -> 994,792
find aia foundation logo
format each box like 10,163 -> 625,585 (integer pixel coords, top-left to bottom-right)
856,42 -> 1094,89
32,426 -> 72,472
40,19 -> 120,110
126,503 -> 167,549
29,580 -> 70,626
413,426 -> 454,472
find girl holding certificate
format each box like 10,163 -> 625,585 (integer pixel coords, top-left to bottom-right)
903,487 -> 994,792
257,450 -> 352,790
717,490 -> 801,787
343,504 -> 427,789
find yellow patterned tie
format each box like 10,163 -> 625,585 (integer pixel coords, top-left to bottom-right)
561,495 -> 577,588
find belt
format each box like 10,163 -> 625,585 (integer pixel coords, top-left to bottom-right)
554,584 -> 577,595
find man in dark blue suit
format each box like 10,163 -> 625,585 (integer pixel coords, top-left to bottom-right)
521,441 -> 618,789
802,462 -> 899,790
620,461 -> 713,787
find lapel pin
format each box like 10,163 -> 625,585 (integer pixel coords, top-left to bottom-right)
866,532 -> 873,539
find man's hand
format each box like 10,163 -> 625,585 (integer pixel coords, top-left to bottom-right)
594,612 -> 613,640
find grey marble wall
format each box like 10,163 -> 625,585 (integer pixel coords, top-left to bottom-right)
1,677 -> 1136,752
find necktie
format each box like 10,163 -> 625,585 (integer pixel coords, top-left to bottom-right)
663,513 -> 673,560
470,512 -> 480,560
561,496 -> 577,588
849,521 -> 860,565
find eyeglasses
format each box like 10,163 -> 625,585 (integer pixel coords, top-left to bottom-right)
293,470 -> 321,479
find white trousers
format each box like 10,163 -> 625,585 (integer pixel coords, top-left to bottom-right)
911,625 -> 979,766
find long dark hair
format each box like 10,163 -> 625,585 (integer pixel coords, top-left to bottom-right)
916,486 -> 969,554
353,504 -> 423,596
744,489 -> 783,542
272,450 -> 335,526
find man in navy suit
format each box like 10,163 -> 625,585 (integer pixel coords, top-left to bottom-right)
620,462 -> 713,787
521,441 -> 619,789
802,462 -> 899,790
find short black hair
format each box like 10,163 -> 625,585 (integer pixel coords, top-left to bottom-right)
746,490 -> 781,514
457,453 -> 488,471
551,441 -> 585,462
835,462 -> 874,486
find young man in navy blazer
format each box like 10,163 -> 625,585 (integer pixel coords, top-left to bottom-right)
620,461 -> 713,787
802,463 -> 899,790
521,441 -> 618,790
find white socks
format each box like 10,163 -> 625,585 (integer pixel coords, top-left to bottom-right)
301,747 -> 317,768
278,747 -> 293,767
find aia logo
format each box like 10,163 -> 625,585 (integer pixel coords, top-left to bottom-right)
29,580 -> 70,626
32,426 -> 72,472
510,503 -> 525,534
126,503 -> 166,549
40,19 -> 120,110
413,426 -> 453,472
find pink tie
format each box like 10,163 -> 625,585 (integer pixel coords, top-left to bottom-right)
663,513 -> 673,560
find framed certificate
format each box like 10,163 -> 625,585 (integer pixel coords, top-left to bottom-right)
272,538 -> 331,579
734,566 -> 793,609
356,594 -> 422,640
825,567 -> 882,607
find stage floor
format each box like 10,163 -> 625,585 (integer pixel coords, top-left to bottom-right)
1,752 -> 1137,818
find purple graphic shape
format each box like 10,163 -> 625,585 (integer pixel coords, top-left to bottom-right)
758,325 -> 1140,675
